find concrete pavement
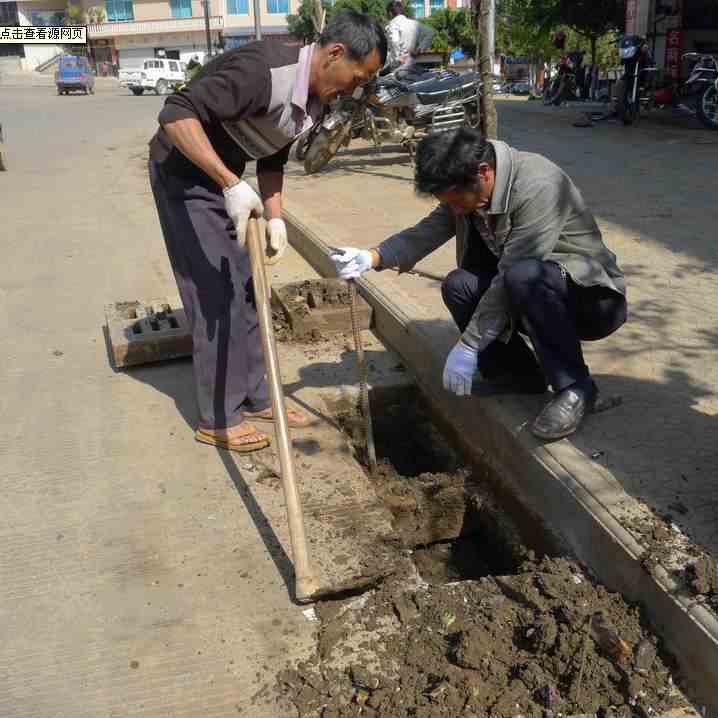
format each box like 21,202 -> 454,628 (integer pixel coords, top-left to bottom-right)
0,86 -> 404,717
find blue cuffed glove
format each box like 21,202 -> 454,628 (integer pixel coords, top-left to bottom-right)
442,341 -> 479,396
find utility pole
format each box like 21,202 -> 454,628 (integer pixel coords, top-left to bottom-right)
203,0 -> 212,58
488,0 -> 495,64
477,0 -> 497,139
252,0 -> 262,40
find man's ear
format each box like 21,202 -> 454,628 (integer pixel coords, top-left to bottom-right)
326,43 -> 346,63
477,161 -> 493,180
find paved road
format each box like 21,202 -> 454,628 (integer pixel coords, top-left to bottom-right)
0,85 -> 325,718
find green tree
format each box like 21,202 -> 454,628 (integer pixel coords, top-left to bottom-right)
557,0 -> 625,63
64,2 -> 86,26
287,0 -> 326,43
426,8 -> 476,56
330,0 -> 392,22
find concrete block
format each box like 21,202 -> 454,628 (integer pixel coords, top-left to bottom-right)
104,296 -> 191,369
272,279 -> 372,339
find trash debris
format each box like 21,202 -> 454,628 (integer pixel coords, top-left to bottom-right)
302,607 -> 318,622
590,451 -> 604,460
590,612 -> 633,663
634,638 -> 657,672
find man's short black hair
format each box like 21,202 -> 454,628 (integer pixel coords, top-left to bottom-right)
414,127 -> 496,195
386,1 -> 404,17
319,9 -> 388,66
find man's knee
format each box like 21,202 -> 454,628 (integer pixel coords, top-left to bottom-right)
441,268 -> 477,308
504,259 -> 562,305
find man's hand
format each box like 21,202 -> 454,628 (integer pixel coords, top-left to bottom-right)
442,342 -> 479,396
223,181 -> 264,246
330,247 -> 374,280
265,218 -> 288,265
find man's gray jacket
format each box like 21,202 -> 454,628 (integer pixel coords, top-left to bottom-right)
377,140 -> 626,352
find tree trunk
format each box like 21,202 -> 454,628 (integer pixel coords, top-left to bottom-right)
590,34 -> 597,66
478,0 -> 497,139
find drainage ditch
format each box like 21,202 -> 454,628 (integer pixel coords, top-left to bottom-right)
278,381 -> 690,718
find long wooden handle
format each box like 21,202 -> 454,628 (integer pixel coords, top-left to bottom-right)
246,217 -> 319,602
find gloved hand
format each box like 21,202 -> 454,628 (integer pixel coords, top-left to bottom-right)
442,341 -> 479,397
223,180 -> 264,247
330,247 -> 374,280
265,217 -> 288,265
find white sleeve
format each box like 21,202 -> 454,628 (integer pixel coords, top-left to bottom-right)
386,21 -> 402,68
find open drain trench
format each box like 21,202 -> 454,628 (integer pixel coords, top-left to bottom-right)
274,383 -> 690,718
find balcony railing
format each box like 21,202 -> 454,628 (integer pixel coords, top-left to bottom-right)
87,15 -> 223,37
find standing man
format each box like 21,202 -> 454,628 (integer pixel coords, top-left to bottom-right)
149,10 -> 386,453
385,0 -> 434,72
331,128 -> 627,441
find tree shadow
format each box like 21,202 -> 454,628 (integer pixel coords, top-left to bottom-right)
495,101 -> 718,273
406,297 -> 718,560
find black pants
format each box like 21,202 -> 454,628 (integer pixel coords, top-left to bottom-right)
149,160 -> 270,430
441,238 -> 627,392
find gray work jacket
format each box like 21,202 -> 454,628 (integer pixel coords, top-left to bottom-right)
377,140 -> 626,351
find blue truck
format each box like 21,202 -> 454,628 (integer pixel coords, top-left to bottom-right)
55,55 -> 95,95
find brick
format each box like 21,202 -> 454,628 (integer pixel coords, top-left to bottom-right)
104,296 -> 192,369
272,279 -> 372,339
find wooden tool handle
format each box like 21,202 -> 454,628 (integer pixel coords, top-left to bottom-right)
246,217 -> 319,602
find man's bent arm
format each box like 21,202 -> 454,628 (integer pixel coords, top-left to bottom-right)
163,117 -> 240,189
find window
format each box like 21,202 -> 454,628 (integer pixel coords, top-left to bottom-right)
169,60 -> 179,71
105,0 -> 134,21
411,0 -> 425,18
429,0 -> 443,14
170,0 -> 192,17
227,0 -> 248,14
266,0 -> 288,14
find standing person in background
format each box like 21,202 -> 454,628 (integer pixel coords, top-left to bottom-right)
385,0 -> 434,72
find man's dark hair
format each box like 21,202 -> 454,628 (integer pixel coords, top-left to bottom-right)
386,1 -> 405,18
414,127 -> 496,195
319,9 -> 388,66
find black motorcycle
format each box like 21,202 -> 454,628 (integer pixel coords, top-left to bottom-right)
295,67 -> 480,174
617,34 -> 656,125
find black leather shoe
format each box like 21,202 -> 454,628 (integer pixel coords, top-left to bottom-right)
473,369 -> 548,396
530,380 -> 598,440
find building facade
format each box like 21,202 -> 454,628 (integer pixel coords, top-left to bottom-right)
1,0 -> 451,71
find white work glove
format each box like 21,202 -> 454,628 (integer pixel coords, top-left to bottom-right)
442,341 -> 479,397
265,217 -> 288,265
330,247 -> 373,280
223,180 -> 264,247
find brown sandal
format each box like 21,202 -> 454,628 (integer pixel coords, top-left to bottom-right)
243,406 -> 314,429
195,426 -> 271,453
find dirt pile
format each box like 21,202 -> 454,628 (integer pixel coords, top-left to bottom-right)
277,557 -> 685,717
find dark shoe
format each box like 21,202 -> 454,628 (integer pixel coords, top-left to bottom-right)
473,369 -> 548,396
530,380 -> 598,441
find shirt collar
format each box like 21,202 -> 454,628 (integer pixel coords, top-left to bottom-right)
485,139 -> 514,215
292,43 -> 315,114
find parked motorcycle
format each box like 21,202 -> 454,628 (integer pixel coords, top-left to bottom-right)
617,36 -> 718,130
544,51 -> 583,106
296,67 -> 480,174
617,35 -> 657,125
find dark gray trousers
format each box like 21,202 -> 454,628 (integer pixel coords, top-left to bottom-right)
149,160 -> 269,430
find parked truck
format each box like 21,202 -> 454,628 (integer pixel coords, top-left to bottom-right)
119,58 -> 186,96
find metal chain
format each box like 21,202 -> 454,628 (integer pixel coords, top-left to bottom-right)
348,280 -> 377,474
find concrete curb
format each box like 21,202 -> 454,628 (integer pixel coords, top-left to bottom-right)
282,201 -> 718,713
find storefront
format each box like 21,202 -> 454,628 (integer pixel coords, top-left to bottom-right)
628,0 -> 718,79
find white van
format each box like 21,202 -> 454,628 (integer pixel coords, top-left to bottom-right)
119,58 -> 186,96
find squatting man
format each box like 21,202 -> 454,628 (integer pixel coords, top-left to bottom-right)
332,128 -> 627,440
